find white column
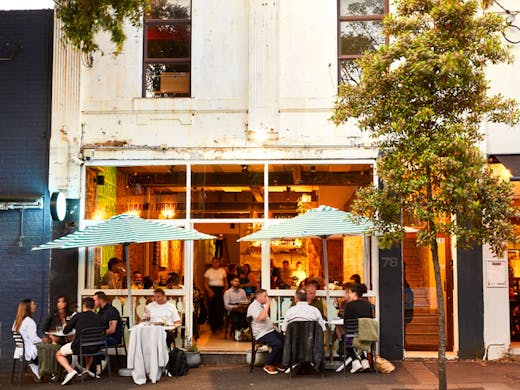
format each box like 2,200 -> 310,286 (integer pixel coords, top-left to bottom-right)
248,0 -> 279,135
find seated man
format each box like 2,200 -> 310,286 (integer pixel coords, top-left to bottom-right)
56,297 -> 105,386
145,288 -> 181,348
342,283 -> 373,373
223,277 -> 249,341
94,291 -> 123,346
101,257 -> 122,289
281,288 -> 325,333
246,289 -> 285,375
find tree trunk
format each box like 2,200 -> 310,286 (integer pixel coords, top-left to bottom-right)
430,233 -> 447,390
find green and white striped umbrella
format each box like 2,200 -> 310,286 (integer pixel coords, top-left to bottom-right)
32,213 -> 215,250
32,213 -> 215,326
239,205 -> 374,363
238,205 -> 373,242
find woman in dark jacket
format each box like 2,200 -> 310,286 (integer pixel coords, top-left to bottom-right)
43,295 -> 72,344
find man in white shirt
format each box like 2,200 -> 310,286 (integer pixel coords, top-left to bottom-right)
223,277 -> 248,341
247,289 -> 284,375
145,288 -> 181,325
145,288 -> 181,349
281,288 -> 325,333
204,258 -> 228,332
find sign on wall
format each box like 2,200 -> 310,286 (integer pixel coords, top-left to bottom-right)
485,259 -> 508,288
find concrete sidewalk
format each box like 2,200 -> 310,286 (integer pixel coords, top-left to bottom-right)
1,360 -> 519,389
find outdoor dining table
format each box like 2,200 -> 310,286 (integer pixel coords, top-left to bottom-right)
127,322 -> 176,385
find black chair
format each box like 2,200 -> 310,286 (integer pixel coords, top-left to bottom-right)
11,331 -> 30,385
107,316 -> 128,360
342,318 -> 378,376
78,327 -> 111,383
282,321 -> 324,378
246,316 -> 264,372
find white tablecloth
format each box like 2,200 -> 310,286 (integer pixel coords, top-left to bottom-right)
127,323 -> 170,385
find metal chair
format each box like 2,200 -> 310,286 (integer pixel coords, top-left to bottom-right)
246,316 -> 264,372
107,316 -> 128,360
11,331 -> 30,385
342,318 -> 378,376
78,327 -> 111,383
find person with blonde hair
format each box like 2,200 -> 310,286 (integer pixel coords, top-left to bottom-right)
12,298 -> 44,380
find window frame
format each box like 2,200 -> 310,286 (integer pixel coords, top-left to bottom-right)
142,0 -> 192,98
337,0 -> 389,85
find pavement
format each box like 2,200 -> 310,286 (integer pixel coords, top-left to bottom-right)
1,359 -> 520,389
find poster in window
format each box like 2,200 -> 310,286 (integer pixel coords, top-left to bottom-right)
486,259 -> 507,288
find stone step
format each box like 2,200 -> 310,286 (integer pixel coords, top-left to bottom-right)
200,351 -> 247,365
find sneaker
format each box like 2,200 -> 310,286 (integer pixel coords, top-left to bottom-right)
335,357 -> 352,373
29,363 -> 41,381
350,359 -> 363,374
263,365 -> 278,375
61,370 -> 77,386
82,369 -> 100,379
361,359 -> 370,371
234,330 -> 242,341
284,363 -> 298,374
273,363 -> 286,372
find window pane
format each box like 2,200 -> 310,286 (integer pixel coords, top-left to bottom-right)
267,164 -> 372,218
85,241 -> 185,290
340,0 -> 385,16
85,166 -> 187,220
269,236 -> 368,292
146,0 -> 191,19
340,20 -> 384,56
191,164 -> 265,219
146,24 -> 190,59
339,60 -> 362,85
144,63 -> 190,97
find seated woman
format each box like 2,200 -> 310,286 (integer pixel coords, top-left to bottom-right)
238,263 -> 258,295
12,298 -> 46,380
43,295 -> 72,344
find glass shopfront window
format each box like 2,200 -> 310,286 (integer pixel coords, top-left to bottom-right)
85,165 -> 187,220
83,162 -> 373,293
191,164 -> 265,219
84,240 -> 185,290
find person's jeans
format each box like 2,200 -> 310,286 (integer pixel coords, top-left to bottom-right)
106,336 -> 120,346
229,310 -> 247,331
257,330 -> 284,366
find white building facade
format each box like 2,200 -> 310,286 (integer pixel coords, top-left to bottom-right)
47,0 -> 520,360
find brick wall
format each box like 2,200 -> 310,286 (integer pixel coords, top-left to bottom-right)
0,10 -> 53,365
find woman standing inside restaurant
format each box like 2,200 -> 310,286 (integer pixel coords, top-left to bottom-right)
12,299 -> 43,380
43,296 -> 73,344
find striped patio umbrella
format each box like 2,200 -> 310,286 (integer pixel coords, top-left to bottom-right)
33,213 -> 215,326
239,205 -> 374,363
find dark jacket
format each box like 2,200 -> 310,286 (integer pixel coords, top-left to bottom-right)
282,321 -> 324,370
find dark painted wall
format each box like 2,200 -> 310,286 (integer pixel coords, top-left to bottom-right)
0,10 -> 53,365
457,246 -> 484,359
379,245 -> 404,360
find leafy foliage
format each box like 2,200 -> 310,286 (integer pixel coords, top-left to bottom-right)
55,0 -> 148,54
333,0 -> 519,257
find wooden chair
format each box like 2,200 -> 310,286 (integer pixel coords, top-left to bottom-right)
78,327 -> 111,383
11,331 -> 30,385
246,316 -> 264,372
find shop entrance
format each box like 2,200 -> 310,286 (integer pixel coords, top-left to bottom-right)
403,233 -> 454,351
192,222 -> 259,352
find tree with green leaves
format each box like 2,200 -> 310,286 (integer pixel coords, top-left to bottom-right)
333,1 -> 519,389
55,0 -> 147,54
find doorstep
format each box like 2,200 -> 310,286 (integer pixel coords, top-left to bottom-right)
200,351 -> 247,365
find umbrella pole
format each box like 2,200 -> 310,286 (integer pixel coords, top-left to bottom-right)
322,236 -> 333,363
124,243 -> 134,327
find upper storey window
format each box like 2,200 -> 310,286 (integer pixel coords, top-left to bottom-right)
338,0 -> 387,85
143,0 -> 191,97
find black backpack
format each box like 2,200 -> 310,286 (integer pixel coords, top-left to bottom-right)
166,348 -> 189,377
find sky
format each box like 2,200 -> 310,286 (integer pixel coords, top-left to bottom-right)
1,0 -> 54,10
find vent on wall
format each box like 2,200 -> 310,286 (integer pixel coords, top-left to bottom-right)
0,193 -> 43,210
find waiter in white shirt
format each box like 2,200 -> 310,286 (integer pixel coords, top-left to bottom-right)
204,258 -> 228,333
